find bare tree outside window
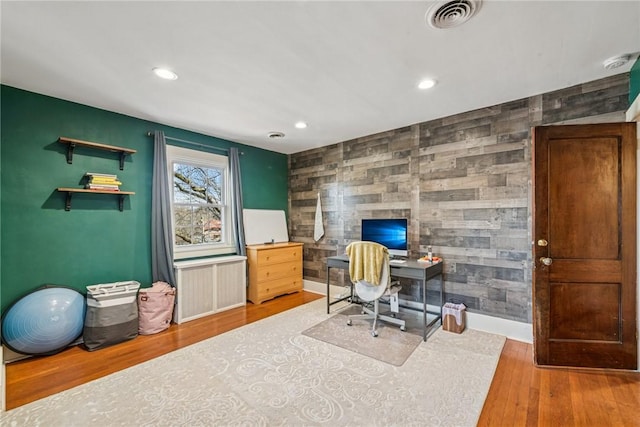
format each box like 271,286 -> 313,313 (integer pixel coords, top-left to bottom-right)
173,163 -> 224,246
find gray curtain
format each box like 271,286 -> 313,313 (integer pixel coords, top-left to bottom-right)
229,147 -> 246,256
151,131 -> 177,286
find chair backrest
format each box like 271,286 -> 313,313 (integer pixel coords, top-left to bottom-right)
354,261 -> 389,302
346,241 -> 390,302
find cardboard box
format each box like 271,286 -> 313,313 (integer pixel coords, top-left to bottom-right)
442,302 -> 466,334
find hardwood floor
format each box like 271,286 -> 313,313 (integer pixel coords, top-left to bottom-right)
477,340 -> 640,427
5,290 -> 640,426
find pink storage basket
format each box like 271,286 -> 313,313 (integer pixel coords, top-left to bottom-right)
138,281 -> 176,335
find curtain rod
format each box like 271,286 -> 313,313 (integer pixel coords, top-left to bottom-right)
146,131 -> 243,155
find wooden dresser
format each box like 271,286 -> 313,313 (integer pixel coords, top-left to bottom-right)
246,242 -> 303,304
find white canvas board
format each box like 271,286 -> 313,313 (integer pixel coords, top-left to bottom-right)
243,209 -> 289,245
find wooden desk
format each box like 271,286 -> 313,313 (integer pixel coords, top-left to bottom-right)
326,255 -> 444,341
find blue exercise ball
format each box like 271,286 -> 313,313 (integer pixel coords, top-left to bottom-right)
2,286 -> 86,356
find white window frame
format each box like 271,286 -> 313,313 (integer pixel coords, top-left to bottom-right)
166,145 -> 235,259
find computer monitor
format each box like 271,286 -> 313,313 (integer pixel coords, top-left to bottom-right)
361,218 -> 408,258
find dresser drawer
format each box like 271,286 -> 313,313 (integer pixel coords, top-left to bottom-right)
254,260 -> 301,283
256,246 -> 302,265
253,276 -> 303,302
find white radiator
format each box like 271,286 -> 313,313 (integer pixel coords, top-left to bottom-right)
173,255 -> 247,324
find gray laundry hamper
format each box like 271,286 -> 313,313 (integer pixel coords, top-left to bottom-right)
83,281 -> 140,351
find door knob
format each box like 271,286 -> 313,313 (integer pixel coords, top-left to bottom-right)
537,239 -> 548,247
540,257 -> 553,266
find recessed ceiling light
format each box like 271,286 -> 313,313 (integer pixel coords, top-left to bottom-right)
268,131 -> 285,139
418,79 -> 437,90
152,67 -> 178,80
295,121 -> 308,129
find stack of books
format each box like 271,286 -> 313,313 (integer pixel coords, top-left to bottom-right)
85,172 -> 122,191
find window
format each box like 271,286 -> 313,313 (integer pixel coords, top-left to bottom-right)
166,145 -> 235,259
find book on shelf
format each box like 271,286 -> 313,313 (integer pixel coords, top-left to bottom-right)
86,184 -> 120,191
89,178 -> 122,185
84,172 -> 123,191
85,172 -> 118,179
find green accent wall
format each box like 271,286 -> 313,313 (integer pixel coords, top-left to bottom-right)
0,85 -> 288,312
630,57 -> 640,105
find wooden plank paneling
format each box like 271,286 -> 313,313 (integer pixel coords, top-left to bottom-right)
289,74 -> 630,322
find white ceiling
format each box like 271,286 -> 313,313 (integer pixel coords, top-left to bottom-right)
2,1 -> 639,154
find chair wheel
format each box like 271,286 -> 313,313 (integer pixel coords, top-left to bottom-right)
372,330 -> 378,337
347,320 -> 352,326
400,326 -> 406,332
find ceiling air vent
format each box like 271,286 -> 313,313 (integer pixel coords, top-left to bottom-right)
267,131 -> 285,139
603,55 -> 630,70
426,0 -> 482,29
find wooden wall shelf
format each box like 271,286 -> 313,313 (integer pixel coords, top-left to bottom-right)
58,137 -> 136,170
57,188 -> 135,211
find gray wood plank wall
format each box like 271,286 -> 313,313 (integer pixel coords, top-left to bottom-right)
288,73 -> 629,323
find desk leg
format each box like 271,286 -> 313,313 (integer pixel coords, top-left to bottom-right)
440,273 -> 444,325
326,265 -> 331,314
326,262 -> 356,314
422,273 -> 427,342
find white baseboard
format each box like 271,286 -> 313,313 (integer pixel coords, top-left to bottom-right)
466,311 -> 532,343
304,279 -> 329,296
304,279 -> 533,343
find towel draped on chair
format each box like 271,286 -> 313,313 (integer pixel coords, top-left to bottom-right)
345,241 -> 405,336
346,241 -> 389,286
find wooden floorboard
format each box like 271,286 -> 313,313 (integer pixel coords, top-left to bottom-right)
5,290 -> 640,426
478,340 -> 640,427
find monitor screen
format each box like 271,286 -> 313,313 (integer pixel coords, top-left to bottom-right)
361,218 -> 408,257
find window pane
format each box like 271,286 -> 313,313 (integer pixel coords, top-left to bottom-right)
173,164 -> 193,203
188,167 -> 207,205
205,168 -> 223,205
174,205 -> 194,246
173,163 -> 223,205
196,206 -> 222,243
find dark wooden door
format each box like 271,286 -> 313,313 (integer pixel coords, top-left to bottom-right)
532,123 -> 637,369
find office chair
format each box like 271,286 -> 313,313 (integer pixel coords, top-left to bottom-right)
345,241 -> 406,337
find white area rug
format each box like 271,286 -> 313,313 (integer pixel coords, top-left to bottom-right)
0,299 -> 505,427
